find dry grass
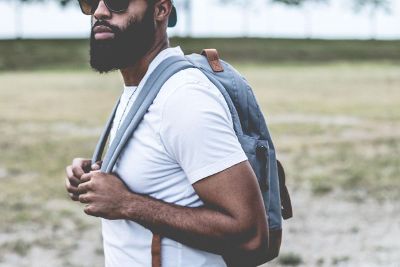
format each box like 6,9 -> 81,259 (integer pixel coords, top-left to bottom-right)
0,62 -> 399,266
240,63 -> 400,199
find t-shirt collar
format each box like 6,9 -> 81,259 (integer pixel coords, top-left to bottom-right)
123,46 -> 184,95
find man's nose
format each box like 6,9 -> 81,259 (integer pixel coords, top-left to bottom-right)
93,0 -> 112,20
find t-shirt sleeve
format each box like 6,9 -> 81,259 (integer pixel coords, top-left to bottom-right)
159,81 -> 248,185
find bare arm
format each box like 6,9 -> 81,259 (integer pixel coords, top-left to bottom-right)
77,160 -> 268,265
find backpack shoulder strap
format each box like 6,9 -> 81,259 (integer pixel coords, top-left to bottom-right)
91,97 -> 120,165
93,55 -> 194,173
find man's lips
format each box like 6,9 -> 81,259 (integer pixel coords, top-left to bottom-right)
93,25 -> 115,40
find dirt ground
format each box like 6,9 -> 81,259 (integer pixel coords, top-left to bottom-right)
267,190 -> 400,267
1,189 -> 399,267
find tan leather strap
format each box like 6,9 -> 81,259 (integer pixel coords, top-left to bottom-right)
201,49 -> 224,73
151,234 -> 162,267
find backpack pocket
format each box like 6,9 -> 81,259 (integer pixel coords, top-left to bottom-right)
238,135 -> 270,210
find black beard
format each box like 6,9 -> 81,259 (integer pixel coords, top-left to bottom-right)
89,7 -> 155,73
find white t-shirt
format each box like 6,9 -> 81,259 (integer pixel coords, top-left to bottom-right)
102,47 -> 248,267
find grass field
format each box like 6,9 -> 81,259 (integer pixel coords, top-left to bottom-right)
0,38 -> 400,70
0,49 -> 399,266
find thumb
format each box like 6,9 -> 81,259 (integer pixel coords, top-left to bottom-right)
80,172 -> 92,183
91,161 -> 102,171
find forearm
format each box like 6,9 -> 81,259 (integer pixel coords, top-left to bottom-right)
120,192 -> 256,255
75,165 -> 269,265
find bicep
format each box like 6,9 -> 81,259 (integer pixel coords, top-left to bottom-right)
192,160 -> 265,224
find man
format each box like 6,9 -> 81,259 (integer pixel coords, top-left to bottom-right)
65,0 -> 268,266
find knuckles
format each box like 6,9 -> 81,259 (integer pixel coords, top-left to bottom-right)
88,172 -> 105,185
84,205 -> 100,217
78,182 -> 92,194
71,165 -> 82,175
84,205 -> 93,215
66,166 -> 78,181
65,179 -> 78,193
66,184 -> 75,193
91,172 -> 102,180
66,160 -> 124,219
70,194 -> 79,201
79,194 -> 90,203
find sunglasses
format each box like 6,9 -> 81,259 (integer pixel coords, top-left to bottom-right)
78,0 -> 178,27
78,0 -> 129,15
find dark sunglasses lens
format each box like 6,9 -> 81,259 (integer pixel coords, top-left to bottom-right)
105,0 -> 129,13
78,0 -> 99,15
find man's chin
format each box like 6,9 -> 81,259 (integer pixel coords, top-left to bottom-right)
90,66 -> 116,74
90,55 -> 135,73
90,42 -> 122,73
90,60 -> 119,74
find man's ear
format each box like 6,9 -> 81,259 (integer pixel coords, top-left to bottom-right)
154,0 -> 172,26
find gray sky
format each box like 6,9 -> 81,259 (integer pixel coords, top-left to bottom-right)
0,0 -> 399,39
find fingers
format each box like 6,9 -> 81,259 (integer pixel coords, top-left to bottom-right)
65,158 -> 94,202
65,177 -> 80,201
65,158 -> 102,205
80,173 -> 92,183
76,172 -> 100,194
84,205 -> 100,217
71,158 -> 93,179
91,161 -> 102,171
65,166 -> 81,186
77,180 -> 93,194
79,192 -> 93,204
65,177 -> 79,194
71,158 -> 86,179
69,193 -> 79,201
66,164 -> 84,202
67,177 -> 94,203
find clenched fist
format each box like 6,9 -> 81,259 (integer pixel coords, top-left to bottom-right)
77,171 -> 131,220
65,158 -> 101,201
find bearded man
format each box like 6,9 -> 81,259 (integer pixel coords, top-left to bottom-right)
65,1 -> 268,266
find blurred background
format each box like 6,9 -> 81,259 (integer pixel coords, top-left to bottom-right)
0,0 -> 399,266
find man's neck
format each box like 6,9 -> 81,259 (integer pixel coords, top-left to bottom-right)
120,38 -> 170,87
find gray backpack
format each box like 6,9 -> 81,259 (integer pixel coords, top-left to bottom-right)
92,49 -> 292,266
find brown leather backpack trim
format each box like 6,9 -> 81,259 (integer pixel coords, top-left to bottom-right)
151,234 -> 162,267
201,49 -> 224,72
